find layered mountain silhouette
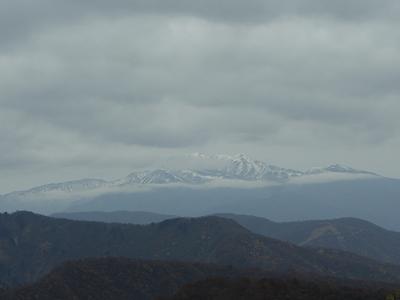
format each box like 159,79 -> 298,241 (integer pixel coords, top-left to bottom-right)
217,213 -> 400,266
3,155 -> 392,229
3,212 -> 400,287
6,177 -> 399,232
52,210 -> 400,266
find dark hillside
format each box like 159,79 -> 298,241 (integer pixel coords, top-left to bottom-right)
217,213 -> 400,265
1,258 -> 236,300
2,258 -> 399,300
163,277 -> 399,300
2,212 -> 400,286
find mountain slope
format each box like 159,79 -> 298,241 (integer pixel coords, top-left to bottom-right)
64,177 -> 400,231
51,211 -> 175,224
2,212 -> 400,286
217,213 -> 400,265
1,258 -> 237,300
0,154 -> 380,215
164,277 -> 396,300
52,211 -> 400,267
3,258 -> 397,300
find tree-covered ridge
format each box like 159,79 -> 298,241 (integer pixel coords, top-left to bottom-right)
0,258 -> 237,300
2,258 -> 400,300
163,277 -> 400,300
3,211 -> 400,286
217,213 -> 400,265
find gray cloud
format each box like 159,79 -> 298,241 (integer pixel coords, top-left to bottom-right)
0,1 -> 400,192
1,0 -> 400,48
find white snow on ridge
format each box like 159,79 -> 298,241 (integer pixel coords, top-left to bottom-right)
5,179 -> 108,197
112,169 -> 209,186
306,164 -> 378,176
0,154 -> 380,200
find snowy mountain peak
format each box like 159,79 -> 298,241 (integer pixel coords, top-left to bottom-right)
114,169 -> 209,186
1,154 -> 380,200
5,178 -> 108,199
326,164 -> 363,173
306,164 -> 377,176
27,179 -> 107,193
184,153 -> 378,181
189,153 -> 305,181
231,153 -> 253,161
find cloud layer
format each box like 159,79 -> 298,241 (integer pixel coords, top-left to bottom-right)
1,0 -> 400,192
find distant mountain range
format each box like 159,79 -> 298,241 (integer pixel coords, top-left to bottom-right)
0,153 -> 378,200
3,211 -> 400,287
52,211 -> 400,266
3,154 -> 396,229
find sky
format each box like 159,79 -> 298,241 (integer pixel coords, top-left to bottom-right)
1,0 -> 400,193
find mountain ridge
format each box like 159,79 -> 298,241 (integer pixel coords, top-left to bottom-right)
51,211 -> 176,224
216,213 -> 400,265
3,257 -> 398,300
0,154 -> 379,199
52,210 -> 400,266
2,211 -> 400,287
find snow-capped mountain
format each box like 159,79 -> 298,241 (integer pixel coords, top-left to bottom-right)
187,154 -> 375,181
5,179 -> 108,199
211,154 -> 304,180
0,154 -> 379,200
0,154 -> 396,230
112,169 -> 209,185
306,164 -> 378,176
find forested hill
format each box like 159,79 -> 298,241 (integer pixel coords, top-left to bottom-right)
2,211 -> 400,286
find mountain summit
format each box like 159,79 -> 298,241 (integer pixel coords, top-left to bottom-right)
0,154 -> 378,199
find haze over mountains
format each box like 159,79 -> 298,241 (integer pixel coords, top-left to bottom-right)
0,154 -> 400,230
1,154 -> 400,230
3,0 -> 400,297
53,211 -> 400,266
52,211 -> 175,224
0,153 -> 378,196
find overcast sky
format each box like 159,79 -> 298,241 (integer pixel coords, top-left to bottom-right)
1,0 -> 400,193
